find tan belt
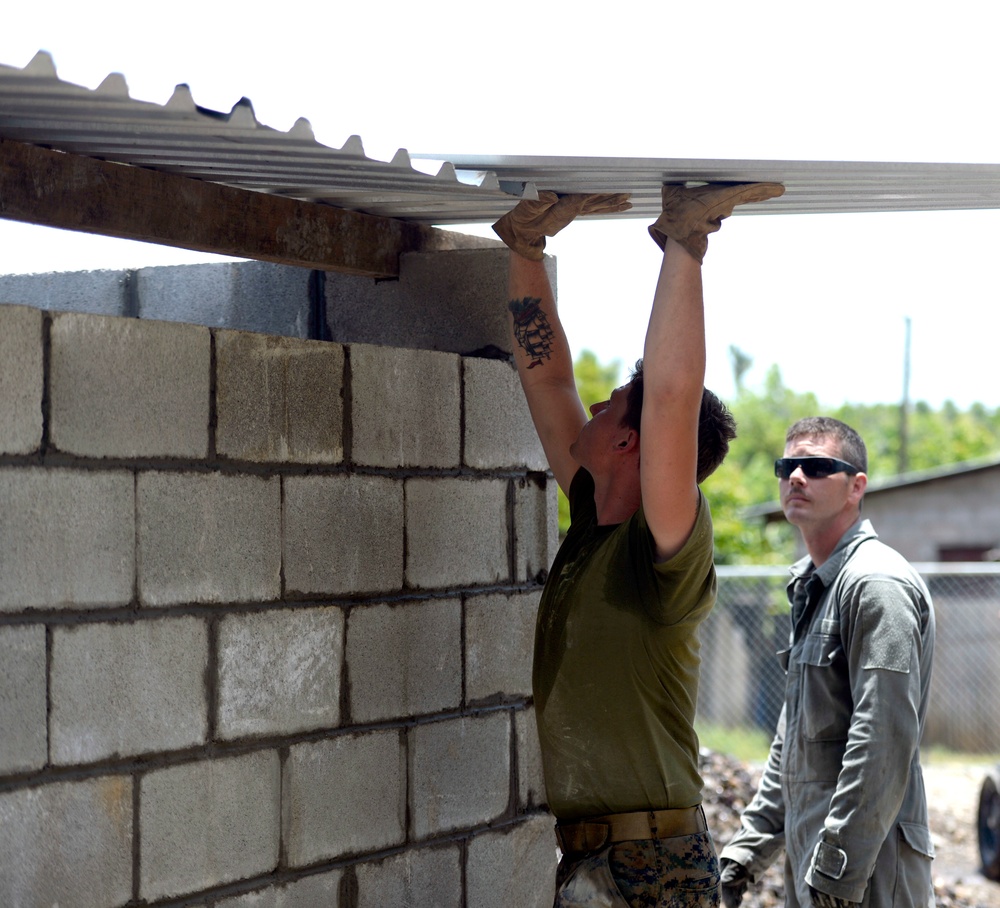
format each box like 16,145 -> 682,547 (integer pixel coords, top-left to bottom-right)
555,806 -> 707,854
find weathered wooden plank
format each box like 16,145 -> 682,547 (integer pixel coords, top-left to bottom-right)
0,136 -> 458,278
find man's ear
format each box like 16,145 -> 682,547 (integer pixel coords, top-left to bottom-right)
849,471 -> 868,505
616,428 -> 639,454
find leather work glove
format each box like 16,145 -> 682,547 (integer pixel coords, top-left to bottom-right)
647,181 -> 784,263
809,886 -> 860,908
492,191 -> 631,260
719,858 -> 751,908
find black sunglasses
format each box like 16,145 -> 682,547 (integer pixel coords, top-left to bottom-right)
774,456 -> 860,479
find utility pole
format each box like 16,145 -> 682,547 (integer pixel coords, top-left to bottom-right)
899,316 -> 912,474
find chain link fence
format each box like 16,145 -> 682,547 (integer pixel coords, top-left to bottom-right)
700,564 -> 1000,755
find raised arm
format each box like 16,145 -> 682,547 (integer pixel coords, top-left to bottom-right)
641,183 -> 784,561
494,192 -> 631,494
639,237 -> 707,560
506,254 -> 587,493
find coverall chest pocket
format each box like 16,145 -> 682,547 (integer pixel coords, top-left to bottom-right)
797,632 -> 851,741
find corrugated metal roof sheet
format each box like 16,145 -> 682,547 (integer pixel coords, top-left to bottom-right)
4,51 -> 1000,225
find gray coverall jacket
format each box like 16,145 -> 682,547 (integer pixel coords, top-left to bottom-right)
720,520 -> 935,907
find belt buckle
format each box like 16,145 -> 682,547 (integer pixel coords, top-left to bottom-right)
557,821 -> 610,855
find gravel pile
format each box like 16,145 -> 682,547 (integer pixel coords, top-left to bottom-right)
699,750 -> 987,908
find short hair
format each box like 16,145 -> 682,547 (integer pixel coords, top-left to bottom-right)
785,416 -> 868,474
622,359 -> 737,484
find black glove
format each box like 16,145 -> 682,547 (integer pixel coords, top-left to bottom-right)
719,858 -> 750,908
809,886 -> 860,908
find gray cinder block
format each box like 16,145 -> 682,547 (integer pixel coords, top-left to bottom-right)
466,591 -> 538,703
284,474 -> 404,596
218,607 -> 344,739
137,471 -> 281,606
137,261 -> 313,337
466,814 -> 556,908
0,467 -> 134,611
0,304 -> 43,455
140,750 -> 281,901
51,618 -> 208,764
213,871 -> 343,907
0,269 -> 129,317
405,478 -> 509,589
49,311 -> 210,458
514,475 -> 559,583
463,357 -> 547,471
0,625 -> 47,773
283,730 -> 405,866
354,845 -> 462,908
515,707 -> 547,810
346,598 -> 461,723
409,713 -> 510,838
350,344 -> 460,468
327,248 -> 535,356
0,776 -> 133,908
216,330 -> 345,464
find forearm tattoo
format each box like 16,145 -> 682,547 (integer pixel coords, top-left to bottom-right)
508,297 -> 554,369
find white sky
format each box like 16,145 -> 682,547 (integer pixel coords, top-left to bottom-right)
3,1 -> 999,408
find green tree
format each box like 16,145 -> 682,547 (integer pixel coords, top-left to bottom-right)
558,350 -> 1000,562
575,350 -> 623,408
557,351 -> 623,533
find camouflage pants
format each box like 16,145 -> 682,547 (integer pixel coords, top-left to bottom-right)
555,832 -> 720,908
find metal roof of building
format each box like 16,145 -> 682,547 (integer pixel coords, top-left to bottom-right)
4,51 -> 1000,225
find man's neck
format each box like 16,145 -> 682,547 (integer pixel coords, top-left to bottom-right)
801,513 -> 860,567
592,470 -> 642,526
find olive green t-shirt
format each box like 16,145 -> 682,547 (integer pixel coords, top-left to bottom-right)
533,468 -> 717,821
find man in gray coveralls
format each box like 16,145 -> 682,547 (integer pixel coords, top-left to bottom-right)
719,416 -> 936,908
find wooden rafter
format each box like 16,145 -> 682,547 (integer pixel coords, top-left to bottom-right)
0,137 -> 485,278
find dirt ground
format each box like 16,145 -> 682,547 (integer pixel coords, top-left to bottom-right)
702,752 -> 1000,907
924,760 -> 1000,908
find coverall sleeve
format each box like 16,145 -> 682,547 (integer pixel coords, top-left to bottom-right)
805,576 -> 927,902
718,704 -> 789,879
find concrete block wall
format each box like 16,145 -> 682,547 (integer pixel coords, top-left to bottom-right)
0,253 -> 559,907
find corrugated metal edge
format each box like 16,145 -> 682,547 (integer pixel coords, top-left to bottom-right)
4,51 -> 1000,224
0,51 -> 512,204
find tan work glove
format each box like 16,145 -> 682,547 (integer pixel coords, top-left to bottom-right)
493,191 -> 632,260
648,182 -> 785,263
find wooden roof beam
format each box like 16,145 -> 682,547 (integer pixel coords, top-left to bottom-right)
0,136 -> 483,278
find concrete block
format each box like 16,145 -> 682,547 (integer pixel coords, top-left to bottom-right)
284,474 -> 404,596
466,814 -> 556,908
0,625 -> 47,774
515,707 -> 547,810
137,261 -> 313,337
284,730 -> 405,866
409,713 -> 510,838
355,845 -> 462,908
405,478 -> 509,589
466,591 -> 537,703
463,356 -> 548,470
218,607 -> 344,740
214,871 -> 342,908
350,344 -> 461,468
141,750 -> 280,901
51,618 -> 208,764
0,776 -> 132,908
0,269 -> 129,316
327,248 -> 547,356
50,311 -> 210,458
138,471 -> 281,606
0,467 -> 134,610
515,475 -> 560,583
216,330 -> 345,464
346,598 -> 461,723
0,304 -> 43,455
